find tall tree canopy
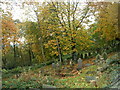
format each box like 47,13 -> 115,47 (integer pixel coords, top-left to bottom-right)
1,1 -> 119,68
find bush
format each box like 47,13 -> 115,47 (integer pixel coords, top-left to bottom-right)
10,67 -> 22,74
2,78 -> 42,88
45,60 -> 54,66
2,69 -> 8,73
107,58 -> 119,65
32,58 -> 38,64
62,54 -> 72,60
2,75 -> 56,88
106,53 -> 120,65
103,53 -> 120,88
2,67 -> 23,78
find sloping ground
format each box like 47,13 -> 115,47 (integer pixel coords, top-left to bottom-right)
104,52 -> 120,89
2,52 -> 119,88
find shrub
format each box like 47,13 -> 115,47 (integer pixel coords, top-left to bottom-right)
2,78 -> 42,88
107,58 -> 119,65
10,67 -> 22,74
106,54 -> 120,65
2,75 -> 56,88
45,60 -> 54,66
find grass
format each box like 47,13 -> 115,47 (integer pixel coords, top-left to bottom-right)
2,64 -> 107,88
54,65 -> 107,88
2,52 -> 118,88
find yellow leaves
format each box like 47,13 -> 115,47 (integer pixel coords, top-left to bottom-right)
90,40 -> 95,43
55,52 -> 59,56
49,40 -> 57,43
52,46 -> 57,49
44,44 -> 49,48
71,43 -> 76,46
63,32 -> 66,35
94,28 -> 100,33
53,43 -> 57,45
73,48 -> 77,52
94,3 -> 118,41
56,32 -> 61,34
86,45 -> 89,48
32,49 -> 38,53
67,33 -> 72,36
36,55 -> 43,62
2,13 -> 20,55
45,39 -> 58,49
52,51 -> 59,56
72,34 -> 77,37
56,36 -> 61,39
63,52 -> 68,55
64,47 -> 69,50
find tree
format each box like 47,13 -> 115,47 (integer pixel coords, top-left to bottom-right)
90,2 -> 118,53
2,11 -> 20,68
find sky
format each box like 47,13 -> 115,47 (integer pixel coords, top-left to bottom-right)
1,0 -> 98,32
1,1 -> 91,22
1,0 -> 118,22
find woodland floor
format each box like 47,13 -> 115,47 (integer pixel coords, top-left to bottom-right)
2,52 -> 118,88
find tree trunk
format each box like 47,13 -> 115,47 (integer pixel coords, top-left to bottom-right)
2,35 -> 7,68
31,50 -> 35,59
2,58 -> 7,68
57,38 -> 63,63
34,11 -> 46,61
71,38 -> 76,61
67,2 -> 76,61
13,39 -> 16,64
28,44 -> 32,65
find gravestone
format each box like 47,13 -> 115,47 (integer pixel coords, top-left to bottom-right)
40,69 -> 44,75
64,59 -> 67,65
64,67 -> 67,70
69,59 -> 73,70
93,60 -> 98,64
83,54 -> 85,59
56,62 -> 60,68
87,53 -> 89,57
100,57 -> 105,64
84,63 -> 92,67
97,64 -> 109,73
70,59 -> 73,66
86,71 -> 96,74
77,58 -> 82,70
95,51 -> 97,54
91,52 -> 93,55
52,63 -> 56,69
102,52 -> 108,60
96,54 -> 101,61
96,54 -> 101,65
85,76 -> 96,83
55,62 -> 61,73
42,84 -> 56,88
96,67 -> 105,74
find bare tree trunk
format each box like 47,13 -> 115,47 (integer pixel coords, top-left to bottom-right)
67,2 -> 76,61
40,38 -> 46,61
28,44 -> 32,65
13,39 -> 16,63
34,11 -> 46,61
2,35 -> 7,67
56,38 -> 63,63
